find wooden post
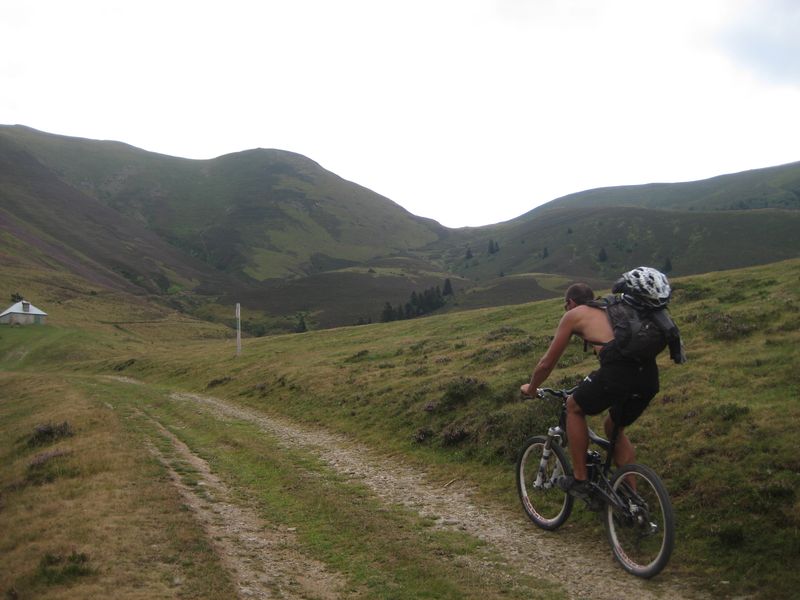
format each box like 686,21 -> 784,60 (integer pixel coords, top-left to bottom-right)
235,303 -> 241,356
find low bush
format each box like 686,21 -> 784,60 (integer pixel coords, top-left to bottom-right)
36,551 -> 92,585
27,422 -> 73,447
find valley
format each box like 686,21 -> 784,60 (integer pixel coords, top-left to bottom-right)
2,125 -> 799,332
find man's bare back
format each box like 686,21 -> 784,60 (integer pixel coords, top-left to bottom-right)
567,305 -> 614,352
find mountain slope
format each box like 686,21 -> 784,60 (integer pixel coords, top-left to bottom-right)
0,126 -> 457,329
2,124 -> 799,331
0,137 -> 236,296
423,204 -> 800,283
0,125 -> 446,281
523,160 -> 800,214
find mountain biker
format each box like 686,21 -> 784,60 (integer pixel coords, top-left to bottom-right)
520,278 -> 661,497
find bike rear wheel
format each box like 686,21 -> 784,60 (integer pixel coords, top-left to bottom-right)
516,435 -> 573,530
605,463 -> 674,578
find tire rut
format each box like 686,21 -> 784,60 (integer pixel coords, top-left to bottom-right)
143,413 -> 348,599
170,391 -> 707,600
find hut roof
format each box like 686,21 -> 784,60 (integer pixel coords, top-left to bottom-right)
0,301 -> 48,318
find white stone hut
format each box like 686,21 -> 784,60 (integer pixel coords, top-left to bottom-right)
0,300 -> 48,325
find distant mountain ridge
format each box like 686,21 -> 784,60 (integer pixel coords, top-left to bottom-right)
524,160 -> 800,214
2,124 -> 799,332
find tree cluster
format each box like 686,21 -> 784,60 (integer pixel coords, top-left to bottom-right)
380,281 -> 453,322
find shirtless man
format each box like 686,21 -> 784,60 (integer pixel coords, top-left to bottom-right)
520,282 -> 659,496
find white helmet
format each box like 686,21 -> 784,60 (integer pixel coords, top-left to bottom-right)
613,266 -> 671,308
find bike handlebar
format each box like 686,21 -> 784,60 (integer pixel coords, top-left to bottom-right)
521,386 -> 579,400
541,387 -> 578,398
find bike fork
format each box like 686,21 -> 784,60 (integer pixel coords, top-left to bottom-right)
534,430 -> 564,489
533,440 -> 553,488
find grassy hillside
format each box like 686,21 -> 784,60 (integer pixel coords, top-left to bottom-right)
1,259 -> 798,598
424,205 -> 800,282
0,125 -> 445,281
528,160 -> 800,212
0,125 -> 459,330
0,134 -> 245,298
3,124 -> 799,332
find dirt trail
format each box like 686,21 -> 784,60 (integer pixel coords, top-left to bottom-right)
144,414 -> 348,599
167,391 -> 707,600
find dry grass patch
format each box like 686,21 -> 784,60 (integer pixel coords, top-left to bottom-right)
0,373 -> 235,599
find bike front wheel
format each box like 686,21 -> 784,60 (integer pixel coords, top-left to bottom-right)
516,435 -> 573,530
605,463 -> 675,578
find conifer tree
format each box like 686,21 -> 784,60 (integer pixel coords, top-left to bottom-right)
381,302 -> 395,322
443,278 -> 454,296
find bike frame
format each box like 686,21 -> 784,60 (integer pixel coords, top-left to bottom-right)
539,388 -> 634,515
520,386 -> 674,578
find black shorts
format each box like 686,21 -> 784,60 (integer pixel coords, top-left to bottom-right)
572,359 -> 659,427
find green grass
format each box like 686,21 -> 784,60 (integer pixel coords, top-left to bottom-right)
2,258 -> 799,598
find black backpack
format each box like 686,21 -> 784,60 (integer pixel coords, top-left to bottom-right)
587,294 -> 686,364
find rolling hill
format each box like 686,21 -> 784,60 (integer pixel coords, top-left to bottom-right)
423,204 -> 800,283
524,160 -> 800,212
0,125 -> 445,281
1,124 -> 799,331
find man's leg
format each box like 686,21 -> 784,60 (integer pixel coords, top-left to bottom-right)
604,416 -> 637,489
604,416 -> 635,468
566,395 -> 589,481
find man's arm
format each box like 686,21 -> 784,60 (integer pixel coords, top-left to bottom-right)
521,311 -> 575,395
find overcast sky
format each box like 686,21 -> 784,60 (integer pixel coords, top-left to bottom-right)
2,0 -> 799,227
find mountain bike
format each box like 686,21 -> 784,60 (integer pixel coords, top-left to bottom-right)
515,386 -> 675,578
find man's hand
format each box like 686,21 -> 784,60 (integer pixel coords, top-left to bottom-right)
520,383 -> 534,398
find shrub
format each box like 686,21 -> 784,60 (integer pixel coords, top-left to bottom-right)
413,428 -> 433,443
37,551 -> 92,584
441,423 -> 470,446
344,349 -> 369,363
26,449 -> 77,485
709,403 -> 750,422
503,338 -> 536,357
27,422 -> 74,447
702,311 -> 758,340
469,348 -> 502,363
112,358 -> 136,371
717,525 -> 745,547
672,282 -> 711,301
745,483 -> 796,513
439,377 -> 488,410
484,327 -> 525,341
206,376 -> 232,389
481,401 -> 562,462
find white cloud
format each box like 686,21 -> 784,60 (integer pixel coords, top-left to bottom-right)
719,0 -> 800,86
